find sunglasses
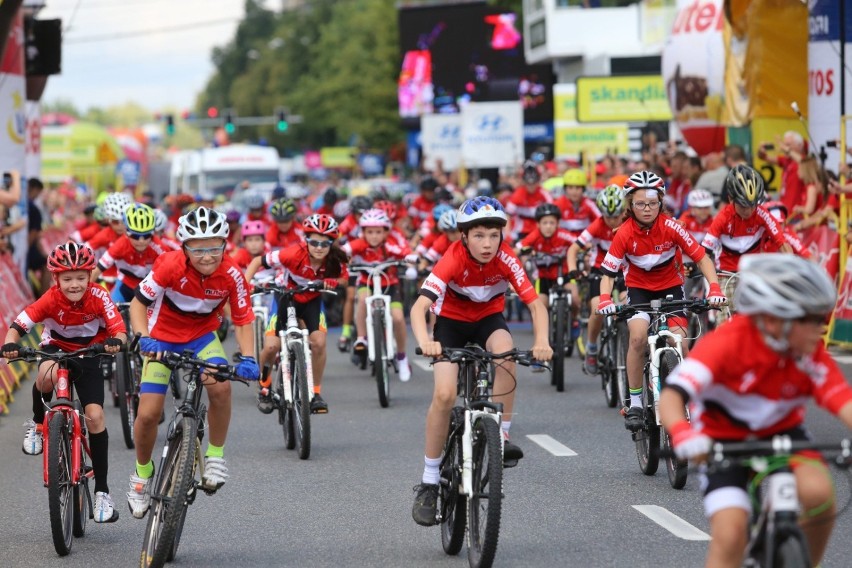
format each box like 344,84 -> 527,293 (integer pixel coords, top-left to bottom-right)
797,314 -> 830,326
184,244 -> 226,258
306,238 -> 332,249
128,232 -> 153,241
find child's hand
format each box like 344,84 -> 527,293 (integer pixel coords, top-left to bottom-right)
1,342 -> 20,359
419,340 -> 443,358
532,343 -> 552,362
104,337 -> 123,354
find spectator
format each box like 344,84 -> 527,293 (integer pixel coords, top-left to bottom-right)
793,156 -> 828,219
695,152 -> 729,202
0,169 -> 21,208
757,131 -> 806,212
26,178 -> 51,296
721,144 -> 749,203
667,151 -> 690,213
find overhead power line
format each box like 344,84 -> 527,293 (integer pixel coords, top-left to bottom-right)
64,17 -> 240,44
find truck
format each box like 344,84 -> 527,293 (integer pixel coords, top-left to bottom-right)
169,144 -> 281,197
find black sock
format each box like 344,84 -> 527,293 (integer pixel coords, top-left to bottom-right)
32,384 -> 53,424
261,364 -> 270,383
89,430 -> 109,494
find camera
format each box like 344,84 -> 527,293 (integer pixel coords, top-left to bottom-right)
763,144 -> 775,151
1,172 -> 11,191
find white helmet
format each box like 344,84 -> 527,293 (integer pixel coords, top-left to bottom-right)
687,189 -> 714,208
176,206 -> 229,243
736,254 -> 836,319
153,208 -> 168,232
359,208 -> 392,229
456,197 -> 508,230
437,209 -> 458,231
102,193 -> 133,222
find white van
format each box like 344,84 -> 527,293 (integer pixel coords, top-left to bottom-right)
169,145 -> 281,198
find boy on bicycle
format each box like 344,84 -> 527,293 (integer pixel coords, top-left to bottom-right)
2,241 -> 127,522
409,196 -> 552,526
126,207 -> 259,519
659,254 -> 852,568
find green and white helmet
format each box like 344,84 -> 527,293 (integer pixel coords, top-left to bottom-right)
595,184 -> 625,217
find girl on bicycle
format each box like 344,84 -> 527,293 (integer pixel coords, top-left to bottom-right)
266,198 -> 304,250
2,241 -> 127,522
659,254 -> 852,568
231,220 -> 269,270
337,195 -> 374,352
409,197 -> 552,526
597,171 -> 725,431
245,214 -> 348,414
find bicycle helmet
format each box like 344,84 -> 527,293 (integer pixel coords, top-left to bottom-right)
323,187 -> 338,204
563,168 -> 588,187
333,200 -> 351,219
534,202 -> 561,221
225,209 -> 241,223
350,196 -> 373,214
476,179 -> 493,197
359,208 -> 392,229
432,203 -> 453,222
47,241 -> 97,273
92,205 -> 106,223
437,209 -> 458,231
420,176 -> 439,192
153,208 -> 169,232
176,206 -> 229,243
102,193 -> 133,222
244,194 -> 266,211
373,200 -> 397,221
241,220 -> 266,238
269,198 -> 296,222
687,188 -> 714,208
456,197 -> 508,231
596,184 -> 626,217
736,254 -> 835,319
303,213 -> 339,238
764,200 -> 788,222
123,203 -> 156,234
726,164 -> 765,207
522,160 -> 541,183
623,170 -> 666,196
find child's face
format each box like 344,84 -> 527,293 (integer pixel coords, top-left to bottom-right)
603,214 -> 624,229
631,190 -> 662,225
565,185 -> 584,204
276,219 -> 293,232
128,232 -> 153,253
691,206 -> 712,222
183,237 -> 226,276
306,234 -> 332,260
446,228 -> 461,243
538,216 -> 559,238
110,219 -> 127,235
464,226 -> 502,262
363,226 -> 388,248
734,203 -> 756,220
57,270 -> 89,303
244,235 -> 265,256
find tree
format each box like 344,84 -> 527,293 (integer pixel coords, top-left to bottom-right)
42,98 -> 82,118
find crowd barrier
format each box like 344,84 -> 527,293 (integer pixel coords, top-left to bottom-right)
0,253 -> 39,415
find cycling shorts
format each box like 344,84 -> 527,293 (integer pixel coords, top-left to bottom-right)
139,332 -> 227,395
357,284 -> 402,308
110,282 -> 135,304
536,278 -> 559,297
626,284 -> 687,329
433,313 -> 510,351
41,344 -> 104,409
266,295 -> 327,336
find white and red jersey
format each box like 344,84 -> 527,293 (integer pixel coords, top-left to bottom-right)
519,228 -> 574,279
424,234 -> 456,263
408,195 -> 435,225
341,238 -> 411,287
554,196 -> 600,238
86,225 -> 122,282
666,315 -> 852,440
701,204 -> 786,272
601,215 -> 704,291
155,235 -> 181,251
338,214 -> 361,242
575,217 -> 618,269
505,186 -> 552,237
97,235 -> 165,290
262,242 -> 349,303
761,226 -> 811,259
70,222 -> 103,244
677,211 -> 714,263
230,243 -> 272,270
420,241 -> 537,322
11,284 -> 126,351
266,223 -> 304,250
135,250 -> 254,343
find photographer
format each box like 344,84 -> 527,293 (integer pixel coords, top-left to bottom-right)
756,131 -> 805,211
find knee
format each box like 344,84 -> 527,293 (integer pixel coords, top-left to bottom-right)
711,517 -> 748,552
432,386 -> 456,409
799,476 -> 834,516
86,406 -> 105,431
206,382 -> 232,406
310,333 -> 326,352
261,342 -> 278,357
629,335 -> 647,352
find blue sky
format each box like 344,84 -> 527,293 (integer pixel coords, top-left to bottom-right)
39,0 -> 263,112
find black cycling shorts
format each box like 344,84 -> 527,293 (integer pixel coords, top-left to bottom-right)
273,295 -> 326,334
627,284 -> 686,321
433,313 -> 510,350
41,344 -> 105,409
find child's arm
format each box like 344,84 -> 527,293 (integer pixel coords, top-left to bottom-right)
244,255 -> 264,282
411,294 -> 440,357
526,297 -> 552,362
1,326 -> 23,358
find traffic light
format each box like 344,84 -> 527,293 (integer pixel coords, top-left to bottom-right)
165,114 -> 175,135
207,106 -> 219,119
223,109 -> 236,135
275,108 -> 288,133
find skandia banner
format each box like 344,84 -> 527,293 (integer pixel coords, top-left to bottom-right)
808,0 -> 841,168
421,113 -> 462,171
576,75 -> 672,122
461,101 -> 523,168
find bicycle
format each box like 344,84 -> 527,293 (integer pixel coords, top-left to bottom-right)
112,304 -> 143,450
350,260 -> 411,408
11,345 -> 114,556
417,345 -> 541,568
596,308 -> 628,409
615,297 -> 716,489
140,350 -> 245,568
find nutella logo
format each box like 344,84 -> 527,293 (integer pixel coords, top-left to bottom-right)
90,286 -> 117,320
227,266 -> 248,309
498,250 -> 526,288
665,218 -> 695,247
205,289 -> 228,298
141,283 -> 156,298
672,0 -> 724,35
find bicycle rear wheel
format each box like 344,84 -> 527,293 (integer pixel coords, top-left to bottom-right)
635,365 -> 660,476
601,323 -> 619,408
551,301 -> 566,392
659,351 -> 688,489
276,362 -> 296,450
467,415 -> 503,568
292,348 -> 312,460
373,307 -> 390,408
615,322 -> 630,411
773,535 -> 810,568
72,473 -> 89,538
440,408 -> 466,556
47,412 -> 74,556
115,352 -> 135,449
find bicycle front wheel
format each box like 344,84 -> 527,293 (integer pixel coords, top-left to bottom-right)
551,301 -> 566,392
441,408 -> 466,556
373,308 -> 390,408
467,416 -> 503,568
615,322 -> 630,411
115,352 -> 135,449
47,412 -> 74,556
635,365 -> 660,476
276,362 -> 296,450
601,324 -> 619,408
292,348 -> 312,460
773,535 -> 810,568
659,351 -> 687,489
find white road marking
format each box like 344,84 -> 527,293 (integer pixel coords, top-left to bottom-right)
526,434 -> 578,456
413,359 -> 432,372
832,355 -> 852,365
632,505 -> 711,541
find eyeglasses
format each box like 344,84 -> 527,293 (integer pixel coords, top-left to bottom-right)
184,244 -> 226,258
128,232 -> 153,241
796,314 -> 829,326
306,238 -> 332,249
632,201 -> 661,210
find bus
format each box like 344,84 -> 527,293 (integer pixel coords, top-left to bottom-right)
169,145 -> 281,197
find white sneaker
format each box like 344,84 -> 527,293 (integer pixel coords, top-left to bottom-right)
127,473 -> 151,519
22,419 -> 43,455
94,491 -> 118,523
201,457 -> 228,492
398,356 -> 411,382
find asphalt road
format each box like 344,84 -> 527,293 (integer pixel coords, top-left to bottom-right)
3,324 -> 852,567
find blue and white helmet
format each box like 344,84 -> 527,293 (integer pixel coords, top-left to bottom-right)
437,209 -> 458,231
432,202 -> 453,222
456,197 -> 508,231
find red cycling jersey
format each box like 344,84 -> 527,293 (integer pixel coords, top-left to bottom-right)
554,196 -> 600,238
575,217 -> 618,269
519,228 -> 574,279
416,231 -> 440,256
266,223 -> 305,250
338,213 -> 361,242
424,233 -> 455,263
70,222 -> 103,244
97,235 -> 165,290
601,215 -> 704,290
761,226 -> 811,258
677,211 -> 714,263
155,236 -> 181,251
666,315 -> 852,440
701,204 -> 786,272
408,195 -> 436,225
135,250 -> 254,343
505,186 -> 552,237
230,242 -> 272,270
420,240 -> 537,322
342,238 -> 411,287
262,242 -> 349,303
11,284 -> 125,351
86,225 -> 122,282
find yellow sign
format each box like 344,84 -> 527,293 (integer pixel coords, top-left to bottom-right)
96,141 -> 118,164
576,75 -> 673,123
750,117 -> 808,197
320,147 -> 356,168
554,86 -> 577,122
555,124 -> 630,158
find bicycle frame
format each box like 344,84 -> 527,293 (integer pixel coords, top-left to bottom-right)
274,300 -> 315,406
645,301 -> 685,427
41,366 -> 92,488
362,267 -> 395,365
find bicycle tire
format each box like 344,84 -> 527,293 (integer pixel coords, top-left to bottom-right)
168,428 -> 201,562
140,417 -> 197,568
659,351 -> 688,489
441,408 -> 466,556
601,323 -> 618,408
773,535 -> 810,568
552,300 -> 566,392
615,322 -> 630,411
373,307 -> 390,408
635,364 -> 660,476
115,352 -> 135,449
467,416 -> 503,568
292,347 -> 312,460
275,361 -> 296,450
48,412 -> 74,556
72,473 -> 89,538
252,318 -> 264,364
549,307 -> 557,387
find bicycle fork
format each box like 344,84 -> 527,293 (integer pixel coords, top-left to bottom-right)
459,409 -> 501,496
365,297 -> 394,363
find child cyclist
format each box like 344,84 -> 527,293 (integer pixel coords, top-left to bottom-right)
410,197 -> 552,526
126,207 -> 259,519
567,184 -> 626,374
597,171 -> 726,431
337,195 -> 374,352
231,220 -> 269,270
659,254 -> 852,568
266,198 -> 304,250
245,214 -> 348,414
2,242 -> 127,522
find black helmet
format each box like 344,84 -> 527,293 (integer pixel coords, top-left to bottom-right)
420,176 -> 439,191
725,164 -> 765,207
534,203 -> 561,221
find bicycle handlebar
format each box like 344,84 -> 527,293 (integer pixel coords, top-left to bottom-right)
159,350 -> 247,385
415,346 -> 546,369
252,280 -> 336,297
11,344 -> 109,363
615,298 -> 717,320
349,260 -> 412,273
706,436 -> 852,471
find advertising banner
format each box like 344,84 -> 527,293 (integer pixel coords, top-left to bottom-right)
421,113 -> 462,171
460,101 -> 524,168
808,0 -> 841,169
575,75 -> 672,123
24,100 -> 40,179
0,12 -> 26,174
319,147 -> 356,169
555,124 -> 630,158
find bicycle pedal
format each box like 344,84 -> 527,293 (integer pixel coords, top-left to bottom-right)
186,483 -> 198,505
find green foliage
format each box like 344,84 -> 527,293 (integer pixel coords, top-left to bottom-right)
42,98 -> 82,118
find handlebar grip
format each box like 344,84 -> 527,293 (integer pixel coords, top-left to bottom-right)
89,343 -> 106,354
415,347 -> 423,356
18,346 -> 34,358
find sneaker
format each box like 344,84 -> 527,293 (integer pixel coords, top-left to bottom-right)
310,393 -> 328,414
352,338 -> 367,370
622,406 -> 644,432
257,388 -> 274,414
503,432 -> 524,466
127,473 -> 151,519
93,491 -> 119,523
337,334 -> 352,353
411,483 -> 439,526
201,456 -> 228,493
530,363 -> 545,373
22,420 -> 43,455
584,353 -> 599,374
398,356 -> 412,382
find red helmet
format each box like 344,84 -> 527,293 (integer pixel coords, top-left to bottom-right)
373,200 -> 397,221
303,213 -> 339,238
47,241 -> 97,273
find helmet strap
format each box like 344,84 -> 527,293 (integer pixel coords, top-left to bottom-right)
755,317 -> 791,353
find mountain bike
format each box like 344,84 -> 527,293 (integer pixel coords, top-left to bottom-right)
616,297 -> 715,489
596,311 -> 628,409
11,345 -> 113,556
140,350 -> 245,568
418,345 -> 541,568
350,260 -> 410,408
112,314 -> 142,449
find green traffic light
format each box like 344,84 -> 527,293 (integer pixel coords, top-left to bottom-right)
277,120 -> 289,132
225,123 -> 236,134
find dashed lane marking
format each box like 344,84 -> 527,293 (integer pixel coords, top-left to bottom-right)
413,359 -> 433,372
632,505 -> 711,541
526,434 -> 578,456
